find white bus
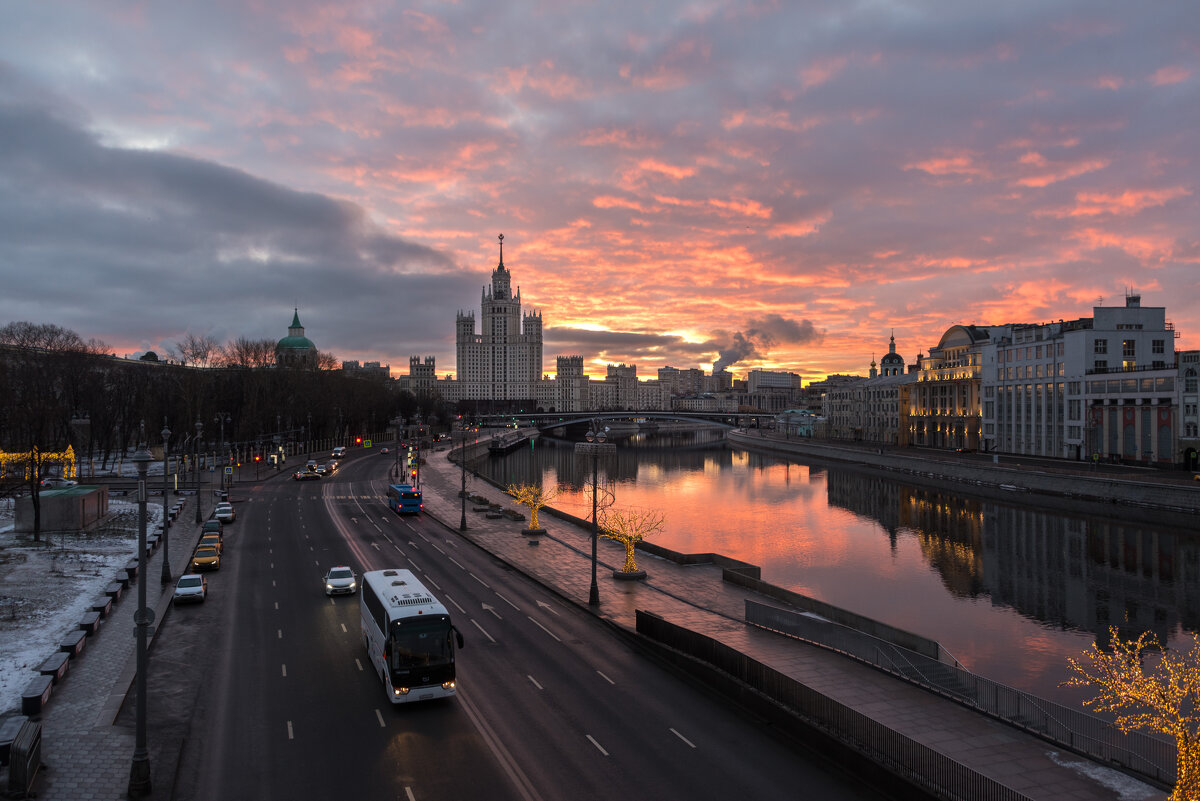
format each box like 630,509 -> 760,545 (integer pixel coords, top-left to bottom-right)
360,569 -> 465,703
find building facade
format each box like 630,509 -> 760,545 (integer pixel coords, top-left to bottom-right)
454,236 -> 543,408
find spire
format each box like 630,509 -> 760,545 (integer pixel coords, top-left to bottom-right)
889,329 -> 896,354
498,233 -> 504,268
291,308 -> 302,328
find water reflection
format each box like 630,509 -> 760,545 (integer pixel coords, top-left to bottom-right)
479,430 -> 1199,705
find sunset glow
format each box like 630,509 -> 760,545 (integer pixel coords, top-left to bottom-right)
1,2 -> 1197,380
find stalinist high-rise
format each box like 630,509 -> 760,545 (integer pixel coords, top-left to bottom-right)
454,235 -> 543,407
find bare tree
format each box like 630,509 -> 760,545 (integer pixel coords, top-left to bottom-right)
219,337 -> 277,368
170,332 -> 220,368
316,350 -> 339,370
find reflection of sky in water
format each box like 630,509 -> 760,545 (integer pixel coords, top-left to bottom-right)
492,434 -> 1192,708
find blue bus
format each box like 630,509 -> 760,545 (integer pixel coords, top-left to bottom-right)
386,484 -> 422,515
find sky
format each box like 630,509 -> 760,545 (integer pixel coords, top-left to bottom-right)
1,1 -> 1198,382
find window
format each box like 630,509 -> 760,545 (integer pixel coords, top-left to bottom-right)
1095,339 -> 1107,354
1123,339 -> 1136,358
1153,340 -> 1165,354
1094,360 -> 1108,372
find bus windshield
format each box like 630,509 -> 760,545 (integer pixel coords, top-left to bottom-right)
389,619 -> 453,670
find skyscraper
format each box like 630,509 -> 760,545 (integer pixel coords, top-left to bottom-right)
454,235 -> 543,408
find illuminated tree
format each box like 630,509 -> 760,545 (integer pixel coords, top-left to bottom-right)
505,482 -> 559,531
1063,626 -> 1200,800
598,507 -> 664,574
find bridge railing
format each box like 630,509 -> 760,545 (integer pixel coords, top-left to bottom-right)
745,600 -> 1175,786
636,610 -> 1037,801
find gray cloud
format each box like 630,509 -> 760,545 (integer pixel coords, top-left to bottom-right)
713,316 -> 823,373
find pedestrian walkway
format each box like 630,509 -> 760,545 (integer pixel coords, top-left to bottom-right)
23,497 -> 205,801
419,446 -> 1167,801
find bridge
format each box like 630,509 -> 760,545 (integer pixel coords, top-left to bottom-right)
472,410 -> 776,432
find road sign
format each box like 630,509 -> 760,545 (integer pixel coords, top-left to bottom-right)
365,440 -> 372,448
224,466 -> 233,475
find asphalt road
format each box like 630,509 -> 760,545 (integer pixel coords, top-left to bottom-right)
137,450 -> 895,801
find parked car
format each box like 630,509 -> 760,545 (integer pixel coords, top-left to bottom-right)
323,566 -> 357,596
191,545 -> 221,571
202,519 -> 223,535
380,447 -> 389,455
199,533 -> 223,554
173,574 -> 207,605
40,477 -> 78,489
293,470 -> 321,481
215,502 -> 235,523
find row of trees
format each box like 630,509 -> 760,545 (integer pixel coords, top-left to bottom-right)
0,321 -> 452,538
163,332 -> 338,370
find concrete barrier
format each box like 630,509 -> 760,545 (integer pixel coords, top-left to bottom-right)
59,630 -> 87,658
20,675 -> 53,716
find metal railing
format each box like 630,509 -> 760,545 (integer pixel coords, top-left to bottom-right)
745,600 -> 1175,785
636,611 -> 1036,801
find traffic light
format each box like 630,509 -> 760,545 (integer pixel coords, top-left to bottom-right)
355,437 -> 363,445
255,455 -> 261,463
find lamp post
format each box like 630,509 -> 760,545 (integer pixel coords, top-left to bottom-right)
127,434 -> 154,797
193,418 -> 204,524
459,420 -> 468,531
160,422 -> 172,586
214,413 -> 230,491
575,419 -> 614,607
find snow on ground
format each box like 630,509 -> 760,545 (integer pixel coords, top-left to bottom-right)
0,488 -> 164,717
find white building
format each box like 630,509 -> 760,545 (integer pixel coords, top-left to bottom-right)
453,236 -> 543,408
982,294 -> 1178,462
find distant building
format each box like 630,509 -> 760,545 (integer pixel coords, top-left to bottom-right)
452,236 -> 543,409
275,309 -> 318,369
342,360 -> 391,381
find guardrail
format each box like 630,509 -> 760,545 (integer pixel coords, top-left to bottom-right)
745,600 -> 1175,785
636,611 -> 1036,801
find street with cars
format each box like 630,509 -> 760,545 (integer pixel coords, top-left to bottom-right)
145,447 -> 891,801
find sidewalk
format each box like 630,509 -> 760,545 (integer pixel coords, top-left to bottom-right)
418,447 -> 1167,801
19,496 -> 205,801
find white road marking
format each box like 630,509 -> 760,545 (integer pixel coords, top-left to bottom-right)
469,573 -> 490,589
277,629 -> 282,639
471,618 -> 496,643
371,542 -> 380,550
274,601 -> 279,610
340,623 -> 347,633
281,664 -> 287,677
270,562 -> 274,569
527,616 -> 561,642
536,599 -> 560,617
445,594 -> 466,614
527,675 -> 543,690
272,580 -> 276,587
408,559 -> 422,574
482,603 -> 501,620
448,556 -> 464,570
375,709 -> 386,728
671,728 -> 696,748
495,591 -> 520,611
355,658 -> 363,672
432,543 -> 445,554
287,721 -> 293,740
597,671 -> 615,685
404,788 -> 415,801
586,735 -> 608,756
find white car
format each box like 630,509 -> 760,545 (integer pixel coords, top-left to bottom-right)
215,503 -> 235,523
40,477 -> 78,489
324,566 -> 357,596
173,574 -> 207,605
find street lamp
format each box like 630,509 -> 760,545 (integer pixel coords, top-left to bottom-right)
127,434 -> 154,797
459,420 -> 468,531
160,422 -> 172,586
575,419 -> 614,607
193,418 -> 203,524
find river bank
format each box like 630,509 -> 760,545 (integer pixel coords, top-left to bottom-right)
728,430 -> 1200,519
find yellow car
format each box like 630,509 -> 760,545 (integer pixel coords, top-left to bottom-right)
199,533 -> 223,554
192,545 -> 221,571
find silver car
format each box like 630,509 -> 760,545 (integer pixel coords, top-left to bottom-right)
324,566 -> 357,596
173,574 -> 207,605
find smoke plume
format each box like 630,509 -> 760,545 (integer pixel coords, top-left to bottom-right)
712,314 -> 821,372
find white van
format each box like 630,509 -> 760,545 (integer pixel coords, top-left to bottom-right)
332,446 -> 347,459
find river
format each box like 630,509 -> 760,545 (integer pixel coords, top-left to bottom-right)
476,426 -> 1200,710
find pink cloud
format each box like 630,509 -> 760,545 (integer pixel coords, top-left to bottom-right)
1149,65 -> 1191,86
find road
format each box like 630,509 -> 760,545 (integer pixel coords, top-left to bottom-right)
142,450 -> 895,801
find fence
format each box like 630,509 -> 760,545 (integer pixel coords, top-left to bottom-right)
745,600 -> 1175,785
636,611 -> 1036,801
